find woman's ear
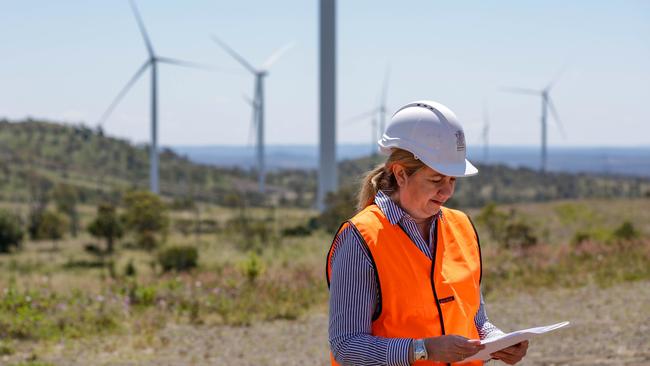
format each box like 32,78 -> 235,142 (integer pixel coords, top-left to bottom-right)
392,164 -> 407,187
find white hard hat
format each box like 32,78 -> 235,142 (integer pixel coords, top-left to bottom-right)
378,100 -> 478,177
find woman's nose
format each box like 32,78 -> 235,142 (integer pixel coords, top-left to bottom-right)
437,181 -> 454,198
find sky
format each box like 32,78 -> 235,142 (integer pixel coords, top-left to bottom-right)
1,1 -> 649,148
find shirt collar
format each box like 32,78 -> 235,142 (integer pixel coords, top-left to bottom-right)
374,190 -> 442,225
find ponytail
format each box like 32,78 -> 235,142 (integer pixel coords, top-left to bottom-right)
356,149 -> 425,211
357,164 -> 387,211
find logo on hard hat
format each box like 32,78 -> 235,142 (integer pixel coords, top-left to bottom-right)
455,131 -> 466,151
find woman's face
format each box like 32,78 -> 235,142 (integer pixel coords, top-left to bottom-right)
392,164 -> 456,220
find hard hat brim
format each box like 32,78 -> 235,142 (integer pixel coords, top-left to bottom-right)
423,158 -> 479,177
378,145 -> 479,177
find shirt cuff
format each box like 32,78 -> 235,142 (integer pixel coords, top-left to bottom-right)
387,338 -> 412,366
482,323 -> 506,340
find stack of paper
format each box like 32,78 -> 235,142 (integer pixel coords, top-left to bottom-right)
463,321 -> 571,362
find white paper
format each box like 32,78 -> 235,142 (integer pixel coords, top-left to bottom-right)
463,321 -> 570,361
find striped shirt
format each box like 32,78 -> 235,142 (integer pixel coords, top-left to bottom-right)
328,190 -> 503,366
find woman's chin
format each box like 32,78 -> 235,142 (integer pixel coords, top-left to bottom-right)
426,202 -> 442,216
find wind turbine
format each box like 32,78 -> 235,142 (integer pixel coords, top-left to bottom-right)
482,103 -> 490,163
377,66 -> 390,136
98,0 -> 209,194
502,71 -> 566,173
210,35 -> 294,193
343,66 -> 390,156
342,108 -> 378,156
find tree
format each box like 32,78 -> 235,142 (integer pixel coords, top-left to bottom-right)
317,185 -> 357,233
36,210 -> 67,250
0,209 -> 24,253
122,191 -> 169,250
52,183 -> 80,236
88,203 -> 124,253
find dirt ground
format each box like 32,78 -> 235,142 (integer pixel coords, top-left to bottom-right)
5,280 -> 650,366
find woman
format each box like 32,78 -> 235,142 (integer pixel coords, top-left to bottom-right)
326,101 -> 528,365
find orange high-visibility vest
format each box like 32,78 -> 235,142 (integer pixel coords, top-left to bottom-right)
327,204 -> 483,366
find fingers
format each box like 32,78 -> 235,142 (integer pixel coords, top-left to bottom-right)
454,339 -> 484,353
497,341 -> 529,355
452,339 -> 485,360
491,341 -> 529,365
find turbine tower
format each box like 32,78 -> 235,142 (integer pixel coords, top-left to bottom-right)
211,36 -> 293,193
98,0 -> 207,194
502,72 -> 566,173
377,66 -> 390,136
482,103 -> 490,163
318,0 -> 337,211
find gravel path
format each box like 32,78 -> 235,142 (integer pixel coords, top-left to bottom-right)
5,280 -> 649,366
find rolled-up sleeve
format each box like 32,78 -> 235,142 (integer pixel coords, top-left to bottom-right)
474,291 -> 505,340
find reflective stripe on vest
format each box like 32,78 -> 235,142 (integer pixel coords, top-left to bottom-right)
327,204 -> 483,366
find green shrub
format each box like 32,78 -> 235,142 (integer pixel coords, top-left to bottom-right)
612,221 -> 640,241
0,209 -> 24,253
131,284 -> 157,306
317,186 -> 357,233
28,210 -> 67,243
124,259 -> 137,277
87,203 -> 124,253
503,221 -> 538,250
241,252 -> 264,282
122,191 -> 169,250
571,231 -> 592,246
226,215 -> 278,253
282,217 -> 319,237
0,285 -> 119,341
0,340 -> 14,355
475,202 -> 509,243
554,203 -> 595,225
157,245 -> 198,272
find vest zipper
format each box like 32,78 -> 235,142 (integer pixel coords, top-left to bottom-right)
429,220 -> 451,366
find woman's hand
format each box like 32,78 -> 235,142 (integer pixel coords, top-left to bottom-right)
490,340 -> 529,365
424,335 -> 485,363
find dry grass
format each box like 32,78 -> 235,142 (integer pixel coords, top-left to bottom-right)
1,197 -> 649,365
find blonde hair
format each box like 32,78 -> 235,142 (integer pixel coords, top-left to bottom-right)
357,148 -> 426,211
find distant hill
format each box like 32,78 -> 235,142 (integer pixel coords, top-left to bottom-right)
0,119 -> 304,206
1,119 -> 648,209
172,144 -> 650,178
337,156 -> 650,208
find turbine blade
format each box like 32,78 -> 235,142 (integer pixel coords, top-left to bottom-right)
483,101 -> 490,133
129,0 -> 154,57
379,65 -> 390,108
546,65 -> 568,91
242,94 -> 256,108
500,86 -> 540,96
98,61 -> 150,126
156,56 -> 214,71
343,108 -> 378,124
261,41 -> 295,71
547,97 -> 566,138
210,34 -> 257,75
246,95 -> 259,147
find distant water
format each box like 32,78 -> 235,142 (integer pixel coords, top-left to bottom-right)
171,144 -> 650,178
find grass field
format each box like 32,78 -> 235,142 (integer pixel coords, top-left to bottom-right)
1,197 -> 649,365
